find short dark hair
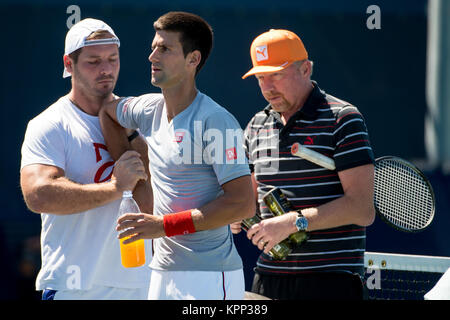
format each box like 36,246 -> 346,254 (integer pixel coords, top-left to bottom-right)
153,11 -> 213,75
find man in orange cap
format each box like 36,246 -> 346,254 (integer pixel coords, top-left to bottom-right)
239,29 -> 376,299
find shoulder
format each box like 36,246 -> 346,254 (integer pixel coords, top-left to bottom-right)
247,108 -> 270,127
136,93 -> 164,106
26,97 -> 68,132
123,93 -> 164,111
319,93 -> 364,124
197,93 -> 227,115
197,93 -> 239,123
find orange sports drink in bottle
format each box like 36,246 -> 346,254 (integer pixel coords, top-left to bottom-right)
118,191 -> 146,268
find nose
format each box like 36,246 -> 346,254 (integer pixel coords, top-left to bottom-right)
148,49 -> 157,63
100,60 -> 114,76
258,77 -> 274,94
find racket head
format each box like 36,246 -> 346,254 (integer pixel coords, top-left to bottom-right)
373,156 -> 435,232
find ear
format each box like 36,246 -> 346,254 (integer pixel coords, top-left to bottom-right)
187,50 -> 201,69
63,55 -> 73,74
301,60 -> 312,78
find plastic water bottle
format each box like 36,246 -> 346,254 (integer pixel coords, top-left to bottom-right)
118,190 -> 146,268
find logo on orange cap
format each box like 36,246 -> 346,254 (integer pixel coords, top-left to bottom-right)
255,45 -> 268,62
242,29 -> 308,79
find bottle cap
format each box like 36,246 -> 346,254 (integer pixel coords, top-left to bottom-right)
122,190 -> 133,197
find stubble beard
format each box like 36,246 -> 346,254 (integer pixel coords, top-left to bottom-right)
73,66 -> 116,99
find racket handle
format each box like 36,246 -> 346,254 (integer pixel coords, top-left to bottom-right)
291,143 -> 336,170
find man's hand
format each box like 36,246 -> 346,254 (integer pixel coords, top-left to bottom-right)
111,150 -> 148,192
117,213 -> 165,244
230,221 -> 243,234
246,212 -> 297,254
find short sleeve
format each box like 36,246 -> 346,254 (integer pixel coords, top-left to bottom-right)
116,97 -> 141,130
21,118 -> 66,171
116,94 -> 163,132
333,106 -> 375,171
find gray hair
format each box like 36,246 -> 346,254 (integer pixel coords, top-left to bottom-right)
294,59 -> 314,76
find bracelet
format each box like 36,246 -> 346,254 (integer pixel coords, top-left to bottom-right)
127,130 -> 139,142
163,210 -> 196,237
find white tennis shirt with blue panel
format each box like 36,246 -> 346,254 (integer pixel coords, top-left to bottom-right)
116,91 -> 250,271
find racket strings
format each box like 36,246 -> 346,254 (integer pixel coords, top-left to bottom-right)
374,159 -> 434,231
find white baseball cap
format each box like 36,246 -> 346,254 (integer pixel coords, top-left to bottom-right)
63,18 -> 120,78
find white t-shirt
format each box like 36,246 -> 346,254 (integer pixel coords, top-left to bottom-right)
20,95 -> 151,291
117,91 -> 250,271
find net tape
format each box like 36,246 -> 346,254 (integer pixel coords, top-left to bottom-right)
364,252 -> 450,300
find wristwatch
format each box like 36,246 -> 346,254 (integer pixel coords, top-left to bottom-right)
294,212 -> 308,231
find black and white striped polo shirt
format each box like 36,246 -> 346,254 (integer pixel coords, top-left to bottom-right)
244,82 -> 374,276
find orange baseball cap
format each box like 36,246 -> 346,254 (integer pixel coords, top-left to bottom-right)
242,29 -> 308,79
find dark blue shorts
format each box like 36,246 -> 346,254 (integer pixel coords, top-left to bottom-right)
42,289 -> 57,300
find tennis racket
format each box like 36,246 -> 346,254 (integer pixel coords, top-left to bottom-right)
291,142 -> 435,232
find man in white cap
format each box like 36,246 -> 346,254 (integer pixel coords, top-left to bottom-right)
20,18 -> 152,300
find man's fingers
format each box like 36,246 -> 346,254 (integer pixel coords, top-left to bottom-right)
122,233 -> 142,245
263,240 -> 274,254
117,213 -> 144,225
119,230 -> 143,244
230,221 -> 242,234
246,223 -> 259,240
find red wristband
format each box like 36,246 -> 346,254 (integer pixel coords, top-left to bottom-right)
163,210 -> 196,237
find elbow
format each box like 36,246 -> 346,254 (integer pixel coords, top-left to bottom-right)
22,181 -> 54,214
241,196 -> 256,220
23,192 -> 45,214
231,193 -> 255,221
358,203 -> 376,227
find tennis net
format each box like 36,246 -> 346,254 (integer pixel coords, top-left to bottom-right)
364,251 -> 450,300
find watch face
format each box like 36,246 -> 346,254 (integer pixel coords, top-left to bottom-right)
296,215 -> 308,231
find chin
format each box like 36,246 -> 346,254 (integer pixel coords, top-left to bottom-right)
151,79 -> 166,89
270,104 -> 284,112
95,87 -> 114,98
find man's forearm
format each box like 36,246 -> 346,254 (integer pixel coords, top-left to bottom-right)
99,102 -> 153,214
21,149 -> 148,215
99,106 -> 131,161
24,176 -> 122,215
192,176 -> 255,231
299,193 -> 375,232
116,176 -> 255,243
129,133 -> 153,214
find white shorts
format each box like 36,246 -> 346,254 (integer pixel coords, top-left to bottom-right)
48,284 -> 149,300
148,269 -> 245,300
